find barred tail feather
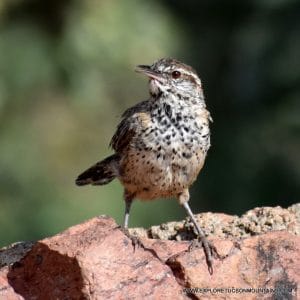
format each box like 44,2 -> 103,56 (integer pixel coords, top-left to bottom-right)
75,154 -> 119,186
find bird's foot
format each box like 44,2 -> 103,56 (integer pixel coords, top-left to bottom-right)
188,236 -> 220,275
118,226 -> 144,251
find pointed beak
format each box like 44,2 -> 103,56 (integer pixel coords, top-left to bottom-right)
135,65 -> 165,82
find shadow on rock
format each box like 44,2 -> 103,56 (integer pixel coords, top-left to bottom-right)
7,242 -> 86,299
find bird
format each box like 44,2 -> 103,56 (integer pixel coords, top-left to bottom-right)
75,58 -> 215,273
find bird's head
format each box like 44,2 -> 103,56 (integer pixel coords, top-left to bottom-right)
135,58 -> 203,99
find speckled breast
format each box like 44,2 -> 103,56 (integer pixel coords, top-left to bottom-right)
119,100 -> 211,200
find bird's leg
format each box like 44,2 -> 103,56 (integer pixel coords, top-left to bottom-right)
179,189 -> 216,274
124,194 -> 133,229
120,191 -> 142,249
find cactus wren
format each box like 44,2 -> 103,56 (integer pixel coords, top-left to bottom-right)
76,58 -> 215,273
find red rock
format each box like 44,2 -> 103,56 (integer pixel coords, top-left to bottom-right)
0,206 -> 299,299
167,232 -> 299,299
1,217 -> 188,299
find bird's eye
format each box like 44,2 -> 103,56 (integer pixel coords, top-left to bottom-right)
171,70 -> 181,79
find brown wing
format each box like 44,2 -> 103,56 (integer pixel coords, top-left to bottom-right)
110,100 -> 150,153
110,118 -> 136,152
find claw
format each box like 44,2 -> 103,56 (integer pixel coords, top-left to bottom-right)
188,237 -> 218,275
119,227 -> 143,251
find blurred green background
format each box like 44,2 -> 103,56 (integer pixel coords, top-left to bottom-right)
0,0 -> 299,247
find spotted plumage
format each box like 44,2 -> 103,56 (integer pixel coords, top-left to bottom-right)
76,58 -> 215,273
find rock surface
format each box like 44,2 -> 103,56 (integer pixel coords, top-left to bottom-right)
0,204 -> 299,299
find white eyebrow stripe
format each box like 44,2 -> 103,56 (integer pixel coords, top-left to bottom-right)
175,68 -> 202,85
189,73 -> 202,85
153,63 -> 202,85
